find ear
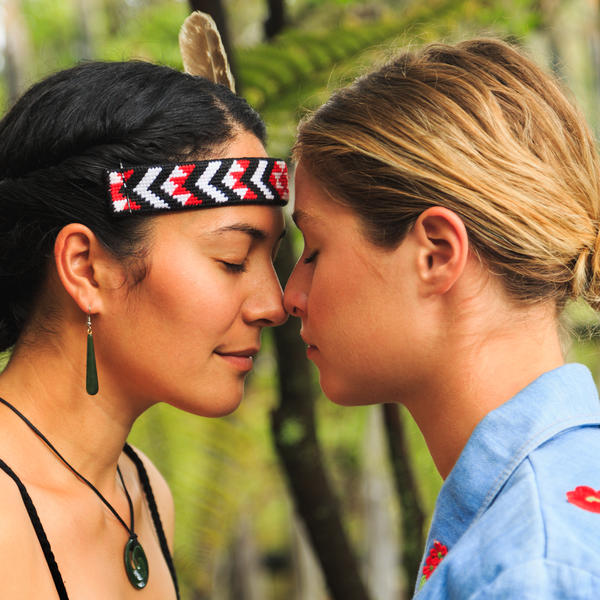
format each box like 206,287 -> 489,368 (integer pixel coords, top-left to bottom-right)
412,206 -> 469,295
53,223 -> 122,313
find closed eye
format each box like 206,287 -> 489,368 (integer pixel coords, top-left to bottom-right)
221,260 -> 247,273
303,250 -> 319,264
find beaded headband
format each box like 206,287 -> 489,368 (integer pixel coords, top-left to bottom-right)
107,157 -> 288,216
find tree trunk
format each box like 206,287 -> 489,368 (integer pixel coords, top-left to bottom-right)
187,0 -> 240,91
4,0 -> 33,106
74,0 -> 97,60
535,0 -> 563,77
229,516 -> 265,600
586,0 -> 600,135
291,515 -> 328,600
382,403 -> 425,592
362,406 -> 401,599
271,230 -> 372,600
265,0 -> 286,40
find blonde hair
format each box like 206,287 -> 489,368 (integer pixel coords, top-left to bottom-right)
293,38 -> 600,310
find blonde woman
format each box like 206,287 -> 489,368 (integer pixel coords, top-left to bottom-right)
284,38 -> 600,597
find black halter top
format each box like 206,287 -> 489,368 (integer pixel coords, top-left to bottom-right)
0,443 -> 180,599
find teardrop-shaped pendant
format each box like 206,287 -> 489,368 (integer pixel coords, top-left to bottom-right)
124,536 -> 149,589
86,332 -> 99,395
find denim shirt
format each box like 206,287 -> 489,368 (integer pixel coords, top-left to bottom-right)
414,363 -> 600,599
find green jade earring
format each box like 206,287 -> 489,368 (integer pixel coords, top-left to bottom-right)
86,308 -> 99,395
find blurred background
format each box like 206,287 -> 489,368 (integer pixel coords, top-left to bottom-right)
2,0 -> 600,598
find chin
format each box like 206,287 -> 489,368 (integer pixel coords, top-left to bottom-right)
205,404 -> 241,417
320,375 -> 382,407
173,384 -> 245,417
184,400 -> 242,418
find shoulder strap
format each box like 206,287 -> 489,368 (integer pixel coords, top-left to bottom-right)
0,458 -> 69,599
123,443 -> 180,599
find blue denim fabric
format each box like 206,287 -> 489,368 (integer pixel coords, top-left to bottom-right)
414,363 -> 600,599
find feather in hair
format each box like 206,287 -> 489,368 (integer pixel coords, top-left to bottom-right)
179,11 -> 235,92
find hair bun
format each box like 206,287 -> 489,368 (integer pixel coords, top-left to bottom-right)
573,226 -> 600,310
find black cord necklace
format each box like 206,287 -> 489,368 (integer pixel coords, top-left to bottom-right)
0,396 -> 149,590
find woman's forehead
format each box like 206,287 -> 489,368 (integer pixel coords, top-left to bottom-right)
152,204 -> 285,240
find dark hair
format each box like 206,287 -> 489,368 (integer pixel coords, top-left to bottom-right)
0,60 -> 266,351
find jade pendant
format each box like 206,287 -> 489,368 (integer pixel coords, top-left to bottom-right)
85,332 -> 99,395
124,536 -> 149,589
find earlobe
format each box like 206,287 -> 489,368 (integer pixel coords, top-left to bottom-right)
54,224 -> 103,313
414,207 -> 469,295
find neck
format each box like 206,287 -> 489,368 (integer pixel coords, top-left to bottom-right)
0,332 -> 138,486
403,300 -> 564,480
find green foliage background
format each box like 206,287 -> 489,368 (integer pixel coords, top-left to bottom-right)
3,0 -> 600,597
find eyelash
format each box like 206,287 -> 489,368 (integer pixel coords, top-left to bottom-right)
303,250 -> 319,264
222,261 -> 247,273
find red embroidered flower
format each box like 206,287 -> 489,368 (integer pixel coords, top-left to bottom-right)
422,540 -> 448,580
566,486 -> 600,513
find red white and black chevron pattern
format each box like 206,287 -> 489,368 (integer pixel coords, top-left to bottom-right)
107,157 -> 288,215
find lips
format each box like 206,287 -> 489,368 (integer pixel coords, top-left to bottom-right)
300,330 -> 317,349
300,331 -> 319,359
214,347 -> 259,371
305,344 -> 318,358
216,348 -> 259,358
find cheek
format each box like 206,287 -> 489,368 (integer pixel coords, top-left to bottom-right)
308,271 -> 400,391
307,272 -> 341,328
142,263 -> 240,334
308,273 -> 365,357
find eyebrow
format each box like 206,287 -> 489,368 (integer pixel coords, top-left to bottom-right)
212,223 -> 286,241
291,209 -> 316,228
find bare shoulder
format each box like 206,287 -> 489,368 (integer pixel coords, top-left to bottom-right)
125,444 -> 175,549
0,468 -> 55,595
0,467 -> 38,542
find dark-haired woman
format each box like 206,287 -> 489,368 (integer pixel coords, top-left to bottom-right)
284,39 -> 600,597
0,61 -> 287,599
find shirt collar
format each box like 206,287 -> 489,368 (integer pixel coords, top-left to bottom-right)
424,363 -> 600,550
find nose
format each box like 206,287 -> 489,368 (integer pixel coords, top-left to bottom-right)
283,263 -> 308,317
245,268 -> 288,327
